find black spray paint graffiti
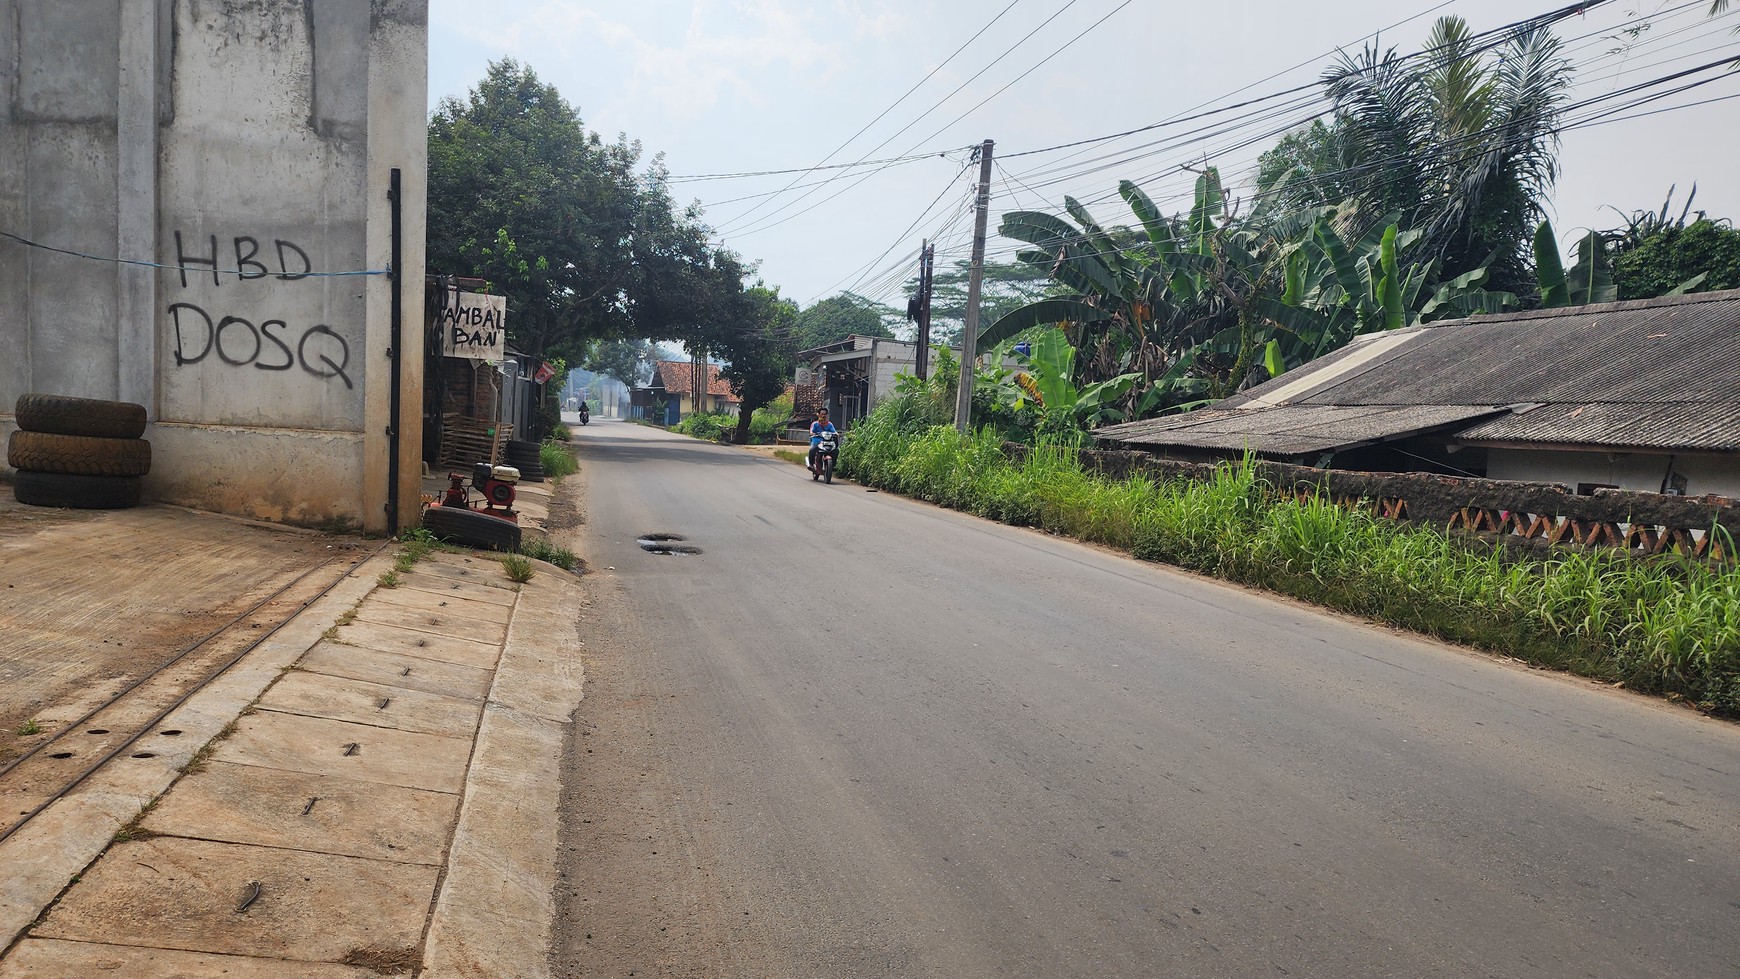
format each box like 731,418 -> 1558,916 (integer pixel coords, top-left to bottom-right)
167,231 -> 353,388
173,232 -> 313,287
169,304 -> 351,389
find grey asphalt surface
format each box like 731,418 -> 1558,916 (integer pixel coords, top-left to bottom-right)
552,418 -> 1740,979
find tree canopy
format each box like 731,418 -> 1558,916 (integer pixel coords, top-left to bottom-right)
790,293 -> 898,351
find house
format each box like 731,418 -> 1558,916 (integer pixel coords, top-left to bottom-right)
797,336 -> 916,428
1093,289 -> 1740,499
630,361 -> 740,425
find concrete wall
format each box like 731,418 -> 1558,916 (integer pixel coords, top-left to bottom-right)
0,0 -> 427,532
1486,448 -> 1740,500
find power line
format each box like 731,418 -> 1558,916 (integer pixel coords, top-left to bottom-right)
711,1 -> 1089,239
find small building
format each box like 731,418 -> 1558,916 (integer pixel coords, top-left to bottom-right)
629,361 -> 739,425
798,336 -> 932,428
1093,289 -> 1740,499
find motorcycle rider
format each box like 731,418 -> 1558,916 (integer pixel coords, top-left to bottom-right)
808,408 -> 837,473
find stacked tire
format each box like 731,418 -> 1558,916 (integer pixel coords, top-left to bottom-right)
8,394 -> 150,509
504,439 -> 545,483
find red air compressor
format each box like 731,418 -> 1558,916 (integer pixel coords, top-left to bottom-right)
440,462 -> 520,522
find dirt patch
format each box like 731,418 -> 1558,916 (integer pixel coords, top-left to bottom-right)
341,945 -> 421,974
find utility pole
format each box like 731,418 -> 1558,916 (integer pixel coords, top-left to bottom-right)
954,139 -> 994,433
915,241 -> 935,381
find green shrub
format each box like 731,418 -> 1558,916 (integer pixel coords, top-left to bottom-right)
541,439 -> 578,480
843,394 -> 1740,716
673,411 -> 736,443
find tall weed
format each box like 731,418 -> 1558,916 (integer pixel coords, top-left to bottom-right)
841,395 -> 1740,715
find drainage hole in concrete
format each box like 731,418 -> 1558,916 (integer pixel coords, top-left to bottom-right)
131,752 -> 156,759
87,729 -> 109,735
158,730 -> 183,736
49,752 -> 73,759
640,532 -> 687,541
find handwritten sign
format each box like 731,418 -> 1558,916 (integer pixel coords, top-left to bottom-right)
440,292 -> 507,360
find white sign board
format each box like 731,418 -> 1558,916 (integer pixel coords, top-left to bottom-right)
439,292 -> 507,360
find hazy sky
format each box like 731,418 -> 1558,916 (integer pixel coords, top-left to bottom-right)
428,0 -> 1740,310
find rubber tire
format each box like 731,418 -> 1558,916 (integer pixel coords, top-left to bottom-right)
823,458 -> 833,484
13,471 -> 142,509
505,439 -> 540,455
420,505 -> 522,552
9,431 -> 151,476
15,394 -> 147,440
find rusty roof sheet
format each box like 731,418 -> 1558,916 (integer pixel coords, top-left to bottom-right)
1095,403 -> 1506,456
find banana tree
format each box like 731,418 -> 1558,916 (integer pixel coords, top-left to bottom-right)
997,328 -> 1142,427
1251,214 -> 1514,376
983,170 -> 1265,413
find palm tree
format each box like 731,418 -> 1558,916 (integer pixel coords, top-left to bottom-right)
1259,16 -> 1572,298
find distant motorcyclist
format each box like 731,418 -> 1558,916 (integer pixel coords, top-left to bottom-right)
808,409 -> 837,473
578,401 -> 590,424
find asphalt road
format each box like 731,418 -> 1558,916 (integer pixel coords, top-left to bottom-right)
552,418 -> 1740,979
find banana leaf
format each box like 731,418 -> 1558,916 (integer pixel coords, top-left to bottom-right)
1534,220 -> 1569,308
1119,180 -> 1180,259
1565,230 -> 1618,306
979,298 -> 1104,348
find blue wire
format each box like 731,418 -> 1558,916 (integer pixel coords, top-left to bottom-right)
0,230 -> 391,278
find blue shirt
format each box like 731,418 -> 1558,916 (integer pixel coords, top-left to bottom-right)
809,421 -> 836,446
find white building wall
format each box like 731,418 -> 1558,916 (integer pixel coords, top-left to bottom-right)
0,0 -> 427,531
1486,447 -> 1740,500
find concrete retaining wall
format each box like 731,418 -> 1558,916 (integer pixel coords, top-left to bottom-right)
0,0 -> 427,532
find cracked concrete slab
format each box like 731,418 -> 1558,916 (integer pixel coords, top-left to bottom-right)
323,622 -> 502,670
368,584 -> 515,625
210,710 -> 470,794
139,760 -> 457,865
34,836 -> 436,963
259,669 -> 483,739
0,939 -> 400,978
351,596 -> 509,647
398,571 -> 517,607
400,557 -> 519,594
298,640 -> 494,700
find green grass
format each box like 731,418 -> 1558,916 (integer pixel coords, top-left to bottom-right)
519,537 -> 580,572
541,439 -> 579,481
839,396 -> 1740,716
376,571 -> 401,588
16,719 -> 41,737
502,554 -> 535,584
773,449 -> 807,466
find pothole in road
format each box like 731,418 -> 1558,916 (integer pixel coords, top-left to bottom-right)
637,533 -> 701,555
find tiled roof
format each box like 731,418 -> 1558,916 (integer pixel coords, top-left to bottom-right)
1098,288 -> 1740,456
653,361 -> 739,401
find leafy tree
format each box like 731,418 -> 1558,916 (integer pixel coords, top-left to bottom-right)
427,60 -> 642,358
719,285 -> 801,444
1262,16 -> 1574,297
791,293 -> 898,351
910,258 -> 1053,348
1601,189 -> 1740,299
1612,220 -> 1740,299
585,338 -> 656,387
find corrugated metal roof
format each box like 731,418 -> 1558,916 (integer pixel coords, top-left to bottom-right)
1455,401 -> 1740,450
1095,403 -> 1506,456
1104,289 -> 1740,455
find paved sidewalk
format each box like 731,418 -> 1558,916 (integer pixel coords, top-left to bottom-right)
0,544 -> 584,978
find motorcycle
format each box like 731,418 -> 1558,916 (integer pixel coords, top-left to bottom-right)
577,403 -> 590,425
811,432 -> 838,484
